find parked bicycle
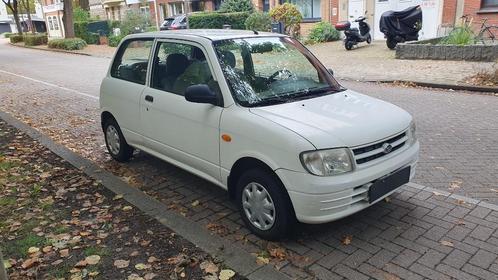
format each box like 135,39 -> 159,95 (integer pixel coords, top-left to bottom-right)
459,14 -> 497,44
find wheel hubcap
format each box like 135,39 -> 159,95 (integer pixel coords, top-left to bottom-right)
106,125 -> 120,155
242,182 -> 276,231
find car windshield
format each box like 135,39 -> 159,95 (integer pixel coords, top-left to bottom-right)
214,37 -> 343,107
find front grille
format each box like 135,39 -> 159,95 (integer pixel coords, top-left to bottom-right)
352,131 -> 407,165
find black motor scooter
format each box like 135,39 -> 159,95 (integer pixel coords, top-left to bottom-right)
335,16 -> 372,50
379,5 -> 423,49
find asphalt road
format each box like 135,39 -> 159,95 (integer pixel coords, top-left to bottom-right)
1,40 -> 498,203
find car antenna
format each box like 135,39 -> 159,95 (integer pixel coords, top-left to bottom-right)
252,30 -> 259,35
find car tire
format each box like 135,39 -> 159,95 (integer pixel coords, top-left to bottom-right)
345,40 -> 354,50
386,37 -> 397,49
236,168 -> 296,240
104,118 -> 134,162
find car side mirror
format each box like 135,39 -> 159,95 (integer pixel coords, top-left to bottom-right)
327,68 -> 334,76
185,84 -> 218,105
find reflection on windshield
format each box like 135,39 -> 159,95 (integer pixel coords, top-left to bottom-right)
214,37 -> 341,107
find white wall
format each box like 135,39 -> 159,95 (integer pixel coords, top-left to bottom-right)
0,1 -> 9,21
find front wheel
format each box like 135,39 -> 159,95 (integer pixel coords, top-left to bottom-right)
236,169 -> 296,240
366,34 -> 372,44
386,37 -> 398,49
345,40 -> 354,50
104,118 -> 134,162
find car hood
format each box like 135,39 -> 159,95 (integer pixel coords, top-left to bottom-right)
249,90 -> 412,149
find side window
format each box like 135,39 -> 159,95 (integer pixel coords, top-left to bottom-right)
151,42 -> 217,96
111,39 -> 153,85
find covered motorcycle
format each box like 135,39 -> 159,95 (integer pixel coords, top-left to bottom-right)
380,5 -> 422,49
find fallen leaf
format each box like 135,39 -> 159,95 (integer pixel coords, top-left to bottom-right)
432,191 -> 444,196
144,273 -> 157,280
114,259 -> 130,268
440,240 -> 454,247
79,231 -> 91,237
21,258 -> 38,269
191,200 -> 200,207
341,235 -> 353,245
219,269 -> 235,280
122,206 -> 133,211
135,263 -> 148,270
28,247 -> 40,254
384,197 -> 391,203
113,194 -> 124,200
89,271 -> 99,277
74,260 -> 87,268
42,246 -> 52,253
127,274 -> 144,280
491,189 -> 498,193
269,247 -> 286,260
60,249 -> 70,257
130,250 -> 139,257
40,172 -> 51,179
200,260 -> 219,274
255,256 -> 269,265
147,256 -> 159,263
85,255 -> 101,265
3,260 -> 12,269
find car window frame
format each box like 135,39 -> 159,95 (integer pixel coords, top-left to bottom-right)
147,38 -> 224,107
110,37 -> 155,85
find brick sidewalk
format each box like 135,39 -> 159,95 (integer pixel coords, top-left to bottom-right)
0,72 -> 497,279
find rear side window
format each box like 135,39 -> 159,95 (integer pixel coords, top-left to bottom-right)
111,39 -> 153,85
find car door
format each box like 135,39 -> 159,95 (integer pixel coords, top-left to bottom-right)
140,39 -> 224,185
101,38 -> 153,146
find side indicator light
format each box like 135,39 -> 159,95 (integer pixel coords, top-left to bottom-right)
221,134 -> 232,142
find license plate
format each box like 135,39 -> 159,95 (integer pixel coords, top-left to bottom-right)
369,166 -> 411,203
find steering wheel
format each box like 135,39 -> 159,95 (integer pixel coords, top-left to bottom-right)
268,69 -> 294,82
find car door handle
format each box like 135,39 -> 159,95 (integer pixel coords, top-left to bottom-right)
145,95 -> 154,102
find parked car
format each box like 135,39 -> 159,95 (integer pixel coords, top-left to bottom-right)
100,30 -> 419,240
160,15 -> 187,30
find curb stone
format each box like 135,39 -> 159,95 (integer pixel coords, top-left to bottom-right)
8,42 -> 93,57
0,110 -> 292,280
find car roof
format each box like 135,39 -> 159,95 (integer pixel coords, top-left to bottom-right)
127,29 -> 287,42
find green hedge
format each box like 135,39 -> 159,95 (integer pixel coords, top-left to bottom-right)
23,34 -> 48,46
108,34 -> 126,47
9,34 -> 24,43
188,12 -> 250,30
307,22 -> 340,44
48,38 -> 87,50
3,32 -> 13,38
74,21 -> 108,44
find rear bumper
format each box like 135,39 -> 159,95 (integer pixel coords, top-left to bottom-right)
276,141 -> 419,224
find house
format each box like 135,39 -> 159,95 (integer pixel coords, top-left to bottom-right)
149,0 -> 217,27
41,0 -> 65,37
0,0 -> 11,33
442,0 -> 497,35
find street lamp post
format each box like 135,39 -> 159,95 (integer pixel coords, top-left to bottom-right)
153,0 -> 160,30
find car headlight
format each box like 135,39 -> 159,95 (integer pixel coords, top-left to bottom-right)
300,148 -> 354,176
406,121 -> 417,145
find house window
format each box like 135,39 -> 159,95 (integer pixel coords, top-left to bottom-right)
169,2 -> 184,16
48,17 -> 54,30
53,16 -> 59,30
140,6 -> 150,16
284,0 -> 321,20
481,0 -> 498,9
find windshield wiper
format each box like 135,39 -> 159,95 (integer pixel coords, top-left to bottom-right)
290,86 -> 344,100
247,95 -> 289,107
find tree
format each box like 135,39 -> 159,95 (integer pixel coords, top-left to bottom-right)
19,0 -> 34,33
218,0 -> 254,13
2,0 -> 23,34
63,0 -> 75,38
79,0 -> 89,10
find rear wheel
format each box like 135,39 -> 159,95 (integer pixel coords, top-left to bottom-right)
386,37 -> 398,49
236,168 -> 295,240
345,40 -> 354,50
104,118 -> 134,162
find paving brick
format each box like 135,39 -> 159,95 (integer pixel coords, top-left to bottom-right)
415,236 -> 453,254
392,237 -> 429,255
446,226 -> 473,241
317,250 -> 348,269
383,263 -> 424,280
349,239 -> 380,255
469,225 -> 494,241
343,249 -> 372,268
462,263 -> 498,280
400,225 -> 426,241
392,248 -> 422,268
367,249 -> 397,268
469,206 -> 492,219
283,241 -> 310,255
469,249 -> 497,269
442,249 -> 472,269
357,263 -> 396,280
427,206 -> 452,219
309,264 -> 343,280
423,225 -> 450,241
409,263 -> 452,280
280,264 -> 310,279
448,206 -> 472,219
323,237 -> 358,254
334,264 -> 369,280
417,249 -> 446,268
305,240 -> 333,255
435,264 -> 479,280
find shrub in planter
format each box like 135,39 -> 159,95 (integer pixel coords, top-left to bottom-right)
48,38 -> 87,50
307,21 -> 340,44
269,3 -> 302,37
218,0 -> 254,13
108,34 -> 126,47
23,34 -> 48,46
9,34 -> 24,43
440,25 -> 475,45
245,12 -> 271,32
189,12 -> 250,29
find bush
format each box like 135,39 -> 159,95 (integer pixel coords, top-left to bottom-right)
73,7 -> 90,22
218,0 -> 254,13
245,12 -> 271,32
48,38 -> 87,50
269,3 -> 302,37
23,34 -> 48,46
108,34 -> 126,47
119,10 -> 151,36
440,25 -> 475,45
189,12 -> 250,29
307,21 -> 340,43
3,32 -> 13,38
9,34 -> 24,43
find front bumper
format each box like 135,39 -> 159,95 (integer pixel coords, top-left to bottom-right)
276,141 -> 419,224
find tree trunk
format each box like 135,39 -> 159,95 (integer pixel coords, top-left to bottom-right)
24,0 -> 35,33
79,0 -> 89,11
12,8 -> 23,35
63,0 -> 75,38
3,0 -> 23,35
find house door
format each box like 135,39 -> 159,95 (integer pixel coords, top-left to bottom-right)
373,0 -> 394,40
348,0 -> 365,28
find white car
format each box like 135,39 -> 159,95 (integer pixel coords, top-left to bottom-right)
100,30 -> 419,240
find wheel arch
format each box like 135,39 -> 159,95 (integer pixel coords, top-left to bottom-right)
100,111 -> 116,131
